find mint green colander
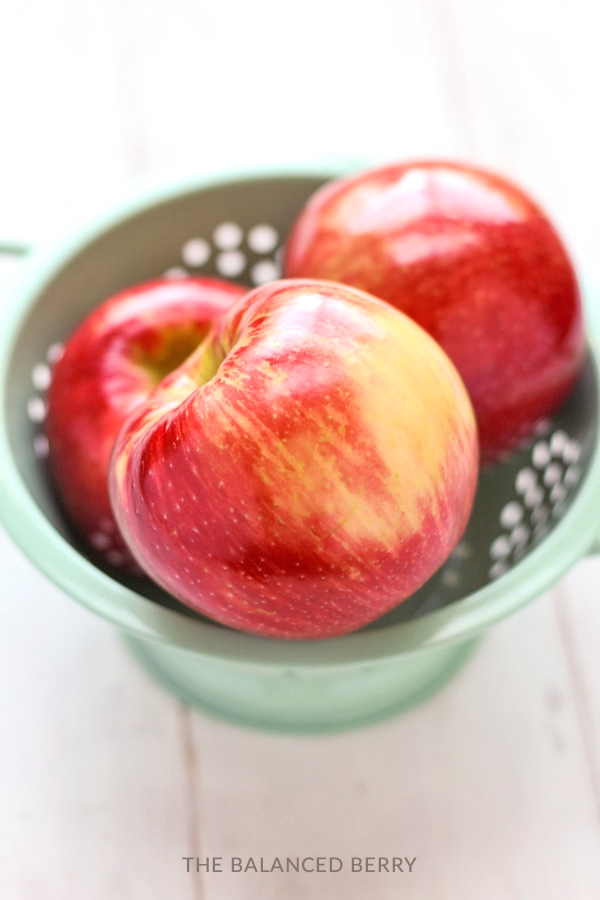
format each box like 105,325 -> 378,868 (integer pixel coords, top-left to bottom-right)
1,166 -> 599,733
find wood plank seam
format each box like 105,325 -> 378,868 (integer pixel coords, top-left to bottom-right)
553,583 -> 600,832
423,0 -> 479,156
179,703 -> 204,900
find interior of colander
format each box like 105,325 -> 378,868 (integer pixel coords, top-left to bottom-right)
4,174 -> 598,633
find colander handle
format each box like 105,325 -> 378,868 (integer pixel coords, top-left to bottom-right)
0,243 -> 29,257
587,535 -> 600,556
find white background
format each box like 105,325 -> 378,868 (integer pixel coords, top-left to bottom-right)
1,1 -> 600,897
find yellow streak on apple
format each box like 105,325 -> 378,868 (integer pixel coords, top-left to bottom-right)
113,298 -> 475,570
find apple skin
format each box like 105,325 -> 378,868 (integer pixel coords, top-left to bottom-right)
109,279 -> 478,639
284,161 -> 585,461
45,277 -> 246,567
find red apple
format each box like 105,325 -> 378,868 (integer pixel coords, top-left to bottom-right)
284,161 -> 585,461
109,279 -> 478,639
46,277 -> 246,567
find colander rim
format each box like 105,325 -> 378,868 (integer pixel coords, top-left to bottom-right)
0,164 -> 598,668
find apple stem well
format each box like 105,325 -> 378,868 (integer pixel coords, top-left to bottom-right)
131,324 -> 220,388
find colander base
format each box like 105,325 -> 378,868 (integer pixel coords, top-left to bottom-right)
123,632 -> 481,733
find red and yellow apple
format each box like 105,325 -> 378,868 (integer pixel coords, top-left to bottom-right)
284,161 -> 585,461
109,279 -> 478,638
46,277 -> 246,566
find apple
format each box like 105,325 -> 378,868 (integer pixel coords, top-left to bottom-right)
284,161 -> 585,461
109,279 -> 478,639
46,277 -> 246,567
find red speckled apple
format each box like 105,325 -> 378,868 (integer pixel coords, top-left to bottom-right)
46,277 -> 246,567
109,279 -> 478,639
284,161 -> 585,461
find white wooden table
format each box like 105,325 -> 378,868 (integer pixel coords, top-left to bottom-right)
1,1 -> 599,896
